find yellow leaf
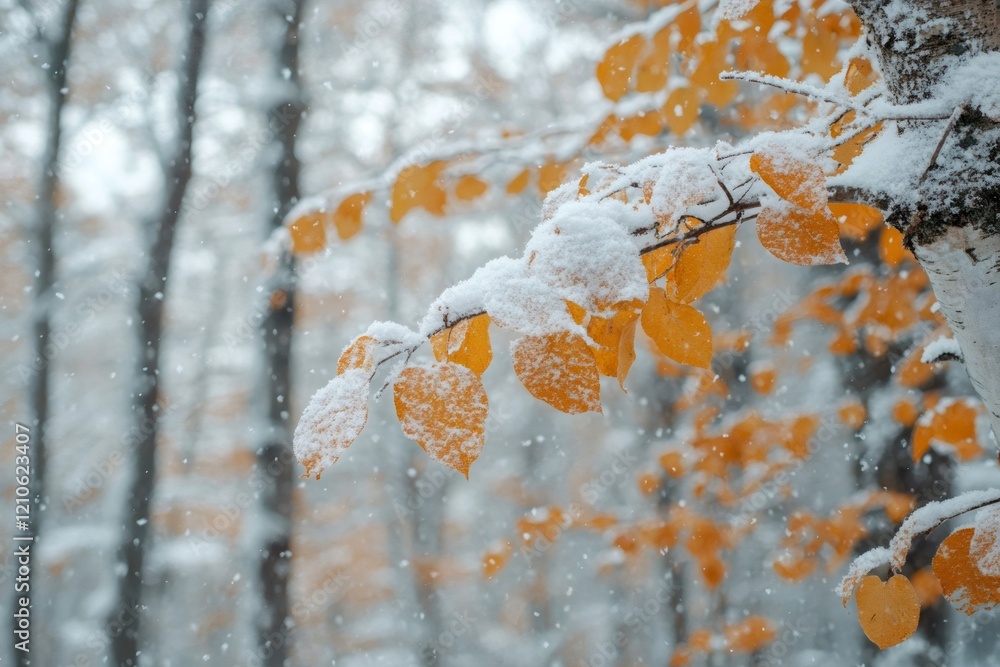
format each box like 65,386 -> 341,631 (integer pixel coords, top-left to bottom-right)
617,316 -> 637,390
506,168 -> 531,195
912,400 -> 982,462
337,335 -> 377,375
454,175 -> 489,202
288,211 -> 327,255
661,86 -> 700,135
756,205 -> 847,266
856,575 -> 920,650
390,161 -> 447,223
674,225 -> 737,303
635,26 -> 670,93
933,527 -> 1000,614
538,162 -> 568,195
845,57 -> 878,96
642,245 -> 675,283
587,309 -> 638,379
332,192 -> 370,240
294,370 -> 369,480
830,202 -> 883,241
512,332 -> 602,414
429,314 -> 492,375
393,363 -> 489,478
750,149 -> 828,211
879,226 -> 911,267
724,616 -> 776,653
641,288 -> 713,369
596,34 -> 645,102
618,112 -> 662,142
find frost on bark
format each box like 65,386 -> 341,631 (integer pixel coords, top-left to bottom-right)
850,0 -> 1000,439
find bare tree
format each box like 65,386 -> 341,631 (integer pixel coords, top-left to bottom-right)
13,1 -> 79,665
254,1 -> 306,664
107,1 -> 209,664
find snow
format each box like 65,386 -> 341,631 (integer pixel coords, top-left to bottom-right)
839,489 -> 1000,600
921,335 -> 962,363
292,369 -> 370,478
971,505 -> 1000,577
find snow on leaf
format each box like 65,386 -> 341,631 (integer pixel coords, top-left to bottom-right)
430,314 -> 492,375
933,526 -> 1000,615
512,332 -> 601,414
855,575 -> 920,650
523,202 -> 647,313
294,369 -> 369,479
393,362 -> 488,479
750,146 -> 828,212
971,506 -> 1000,578
641,288 -> 713,369
337,335 -> 377,375
756,203 -> 847,266
674,225 -> 737,303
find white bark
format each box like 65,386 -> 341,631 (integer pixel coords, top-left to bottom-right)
914,225 -> 1000,441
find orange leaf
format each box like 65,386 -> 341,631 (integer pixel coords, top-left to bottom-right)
933,527 -> 1000,615
912,399 -> 982,462
454,175 -> 489,202
332,192 -> 370,240
879,227 -> 911,267
661,87 -> 700,135
429,314 -> 492,375
641,289 -> 713,369
830,202 -> 883,241
642,245 -> 675,283
587,309 -> 638,379
855,575 -> 920,650
596,35 -> 645,101
506,168 -> 531,194
658,451 -> 685,478
844,57 -> 878,96
294,370 -> 369,480
750,149 -> 828,211
838,400 -> 867,430
724,616 -> 776,652
390,161 -> 447,223
756,204 -> 847,266
749,364 -> 776,394
674,225 -> 737,303
617,316 -> 637,390
512,332 -> 602,414
393,363 -> 489,478
288,211 -> 327,255
538,162 -> 568,196
337,335 -> 377,375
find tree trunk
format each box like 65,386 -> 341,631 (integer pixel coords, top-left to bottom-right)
108,2 -> 208,664
848,1 -> 1000,440
15,2 -> 78,665
255,1 -> 305,665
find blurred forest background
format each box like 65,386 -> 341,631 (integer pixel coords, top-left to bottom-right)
2,0 -> 1000,665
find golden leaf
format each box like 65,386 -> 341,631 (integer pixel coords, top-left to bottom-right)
512,332 -> 602,414
393,363 -> 489,478
856,575 -> 920,650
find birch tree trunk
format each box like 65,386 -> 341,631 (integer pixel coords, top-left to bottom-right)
108,2 -> 208,664
849,0 -> 1000,440
14,2 -> 78,665
254,1 -> 305,665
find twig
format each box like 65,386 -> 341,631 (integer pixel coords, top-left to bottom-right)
918,105 -> 964,186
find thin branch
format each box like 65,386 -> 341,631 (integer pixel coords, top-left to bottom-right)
919,105 -> 964,186
720,70 -> 857,109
